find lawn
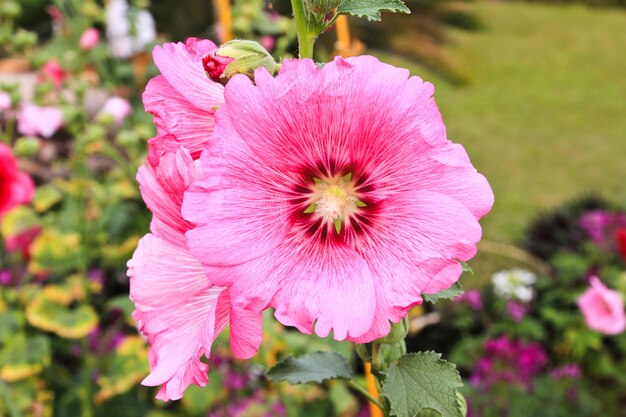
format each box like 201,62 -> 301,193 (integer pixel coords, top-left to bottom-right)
377,0 -> 626,244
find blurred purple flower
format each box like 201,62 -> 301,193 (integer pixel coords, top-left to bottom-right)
0,270 -> 12,285
471,336 -> 547,390
507,301 -> 528,322
579,210 -> 626,249
550,364 -> 581,380
224,371 -> 248,391
456,288 -> 483,311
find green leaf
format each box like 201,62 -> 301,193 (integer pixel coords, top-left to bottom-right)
337,0 -> 409,21
266,351 -> 353,384
381,352 -> 463,417
460,262 -> 473,274
94,336 -> 150,403
422,282 -> 463,304
0,334 -> 51,382
33,185 -> 63,212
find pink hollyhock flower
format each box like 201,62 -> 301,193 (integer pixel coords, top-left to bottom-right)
99,96 -> 132,124
143,38 -> 224,166
577,275 -> 626,335
0,143 -> 34,219
183,56 -> 494,342
0,92 -> 11,113
128,148 -> 261,401
40,60 -> 66,87
17,104 -> 63,138
80,28 -> 100,50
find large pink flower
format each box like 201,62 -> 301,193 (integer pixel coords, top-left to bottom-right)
577,276 -> 626,335
0,143 -> 34,219
143,38 -> 224,166
183,56 -> 494,342
128,149 -> 262,401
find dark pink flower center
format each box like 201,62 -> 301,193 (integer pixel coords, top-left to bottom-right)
290,163 -> 380,245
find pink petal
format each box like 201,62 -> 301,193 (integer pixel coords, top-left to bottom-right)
137,148 -> 198,244
229,301 -> 263,359
143,75 -> 215,162
182,112 -> 294,268
152,41 -> 224,111
128,234 -> 228,400
221,240 -> 376,341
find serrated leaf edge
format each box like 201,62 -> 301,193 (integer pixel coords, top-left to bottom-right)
380,352 -> 464,417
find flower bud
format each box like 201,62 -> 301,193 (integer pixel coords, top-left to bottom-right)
304,0 -> 343,15
355,343 -> 372,362
202,40 -> 277,82
380,317 -> 409,344
380,341 -> 406,366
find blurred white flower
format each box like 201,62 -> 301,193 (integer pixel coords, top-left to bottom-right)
106,0 -> 156,59
492,268 -> 537,302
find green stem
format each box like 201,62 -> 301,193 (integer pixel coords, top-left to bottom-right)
348,380 -> 383,410
290,0 -> 315,58
80,343 -> 94,417
3,117 -> 15,145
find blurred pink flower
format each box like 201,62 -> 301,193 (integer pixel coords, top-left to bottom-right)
472,336 -> 547,389
0,143 -> 34,219
4,225 -> 41,260
259,35 -> 275,51
128,149 -> 261,401
0,270 -> 11,285
455,288 -> 483,311
577,275 -> 626,335
143,38 -> 224,166
183,56 -> 493,342
17,104 -> 63,138
506,301 -> 528,322
99,96 -> 132,124
46,6 -> 64,24
0,92 -> 11,113
80,28 -> 100,50
40,59 -> 66,87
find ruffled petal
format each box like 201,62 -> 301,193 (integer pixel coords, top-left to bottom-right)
144,75 -> 215,162
128,234 -> 227,400
218,238 -> 376,341
137,148 -> 198,245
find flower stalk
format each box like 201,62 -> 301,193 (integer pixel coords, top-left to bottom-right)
291,0 -> 316,58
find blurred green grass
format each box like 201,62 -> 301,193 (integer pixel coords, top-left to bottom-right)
375,1 -> 626,244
